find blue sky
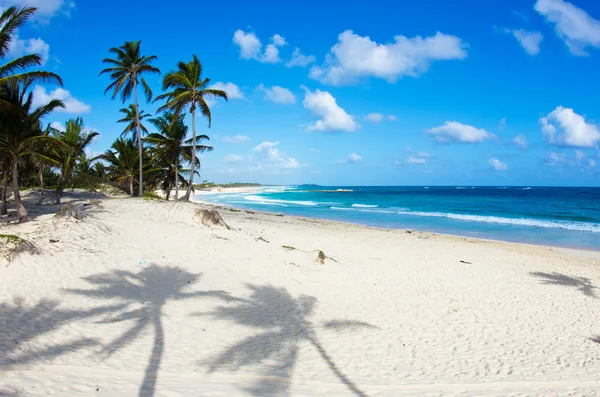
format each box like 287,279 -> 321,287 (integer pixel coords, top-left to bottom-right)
4,0 -> 600,186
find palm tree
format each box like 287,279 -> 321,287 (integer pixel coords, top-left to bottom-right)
146,111 -> 212,200
101,137 -> 138,196
100,41 -> 160,197
155,55 -> 227,201
50,118 -> 99,204
0,6 -> 64,88
117,104 -> 150,138
0,82 -> 64,221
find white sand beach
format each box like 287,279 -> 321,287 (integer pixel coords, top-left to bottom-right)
1,192 -> 600,396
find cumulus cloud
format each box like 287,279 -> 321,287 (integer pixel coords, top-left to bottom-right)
222,134 -> 250,143
407,156 -> 427,165
2,0 -> 75,19
365,113 -> 384,123
257,84 -> 296,104
348,153 -> 362,163
309,30 -> 467,85
302,87 -> 358,132
210,82 -> 245,100
589,159 -> 596,167
428,121 -> 495,143
233,30 -> 288,64
535,0 -> 600,55
489,157 -> 508,171
32,86 -> 91,114
545,151 -> 569,166
8,35 -> 50,65
540,106 -> 600,147
224,154 -> 244,163
513,134 -> 528,148
50,121 -> 64,131
387,115 -> 398,121
252,141 -> 300,171
285,47 -> 316,67
233,30 -> 262,59
575,150 -> 586,161
504,29 -> 543,55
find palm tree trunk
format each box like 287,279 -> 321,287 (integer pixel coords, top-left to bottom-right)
55,173 -> 64,204
12,159 -> 28,222
1,171 -> 8,215
183,108 -> 196,201
38,166 -> 44,204
174,159 -> 179,200
166,181 -> 171,201
307,334 -> 367,397
133,79 -> 143,197
139,307 -> 164,397
129,178 -> 134,196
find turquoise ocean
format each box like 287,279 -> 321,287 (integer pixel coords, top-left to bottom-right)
195,186 -> 600,250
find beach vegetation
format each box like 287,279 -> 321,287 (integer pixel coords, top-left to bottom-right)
0,7 -> 227,223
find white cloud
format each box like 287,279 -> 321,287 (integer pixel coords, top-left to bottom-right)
257,84 -> 296,104
489,157 -> 508,171
589,159 -> 596,167
210,82 -> 245,100
387,115 -> 398,121
50,121 -> 64,131
575,150 -> 586,161
233,29 -> 262,60
407,156 -> 427,165
535,0 -> 600,55
309,30 -> 467,85
32,86 -> 91,114
513,134 -> 528,148
253,141 -> 300,171
504,29 -> 543,55
498,117 -> 506,131
2,0 -> 75,19
302,87 -> 358,132
285,47 -> 316,67
545,151 -> 569,166
253,141 -> 279,151
365,113 -> 384,123
348,153 -> 362,163
224,154 -> 243,163
8,35 -> 50,65
428,121 -> 495,143
540,106 -> 600,147
232,30 -> 287,64
222,134 -> 249,143
272,34 -> 287,47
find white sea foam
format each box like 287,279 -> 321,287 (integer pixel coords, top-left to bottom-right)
330,206 -> 354,211
244,195 -> 319,206
523,187 -> 532,190
351,203 -> 379,208
229,200 -> 288,207
396,210 -> 600,233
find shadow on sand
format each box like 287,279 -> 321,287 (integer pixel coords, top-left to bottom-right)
65,264 -> 239,397
0,297 -> 124,366
530,271 -> 598,298
202,284 -> 376,397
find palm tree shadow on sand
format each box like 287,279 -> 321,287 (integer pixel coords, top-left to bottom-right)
201,284 -> 376,397
530,271 -> 598,298
65,264 -> 239,397
0,297 -> 123,365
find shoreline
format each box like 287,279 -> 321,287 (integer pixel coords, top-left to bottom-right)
190,190 -> 600,256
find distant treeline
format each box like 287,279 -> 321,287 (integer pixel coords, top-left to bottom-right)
194,181 -> 262,189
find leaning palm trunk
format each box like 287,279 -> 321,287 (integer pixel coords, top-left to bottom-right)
129,179 -> 134,196
134,80 -> 143,197
183,108 -> 197,201
12,160 -> 28,222
38,167 -> 44,204
0,171 -> 8,215
174,158 -> 179,200
55,175 -> 64,205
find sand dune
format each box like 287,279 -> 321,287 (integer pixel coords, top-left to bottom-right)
1,194 -> 600,396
